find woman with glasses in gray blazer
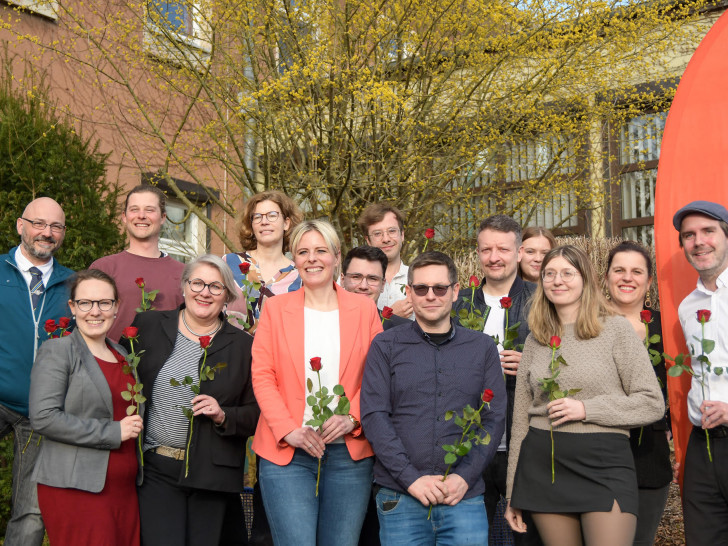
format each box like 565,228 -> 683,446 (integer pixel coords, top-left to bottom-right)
30,269 -> 143,545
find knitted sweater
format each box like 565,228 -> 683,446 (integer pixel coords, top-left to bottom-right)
506,315 -> 665,498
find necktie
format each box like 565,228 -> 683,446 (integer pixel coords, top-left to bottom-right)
29,267 -> 45,312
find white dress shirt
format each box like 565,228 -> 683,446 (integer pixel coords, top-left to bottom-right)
678,268 -> 728,426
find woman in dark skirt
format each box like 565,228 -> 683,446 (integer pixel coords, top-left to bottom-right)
605,241 -> 672,546
504,245 -> 665,546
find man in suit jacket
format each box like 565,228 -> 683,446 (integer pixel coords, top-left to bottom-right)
342,246 -> 410,330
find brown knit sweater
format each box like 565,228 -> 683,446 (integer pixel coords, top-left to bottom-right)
506,315 -> 665,498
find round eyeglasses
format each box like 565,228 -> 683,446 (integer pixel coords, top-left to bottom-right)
541,269 -> 581,283
187,279 -> 227,296
251,211 -> 281,224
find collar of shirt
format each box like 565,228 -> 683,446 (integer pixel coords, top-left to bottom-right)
14,247 -> 54,286
696,267 -> 728,295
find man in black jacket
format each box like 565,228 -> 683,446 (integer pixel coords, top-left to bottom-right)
453,215 -> 542,546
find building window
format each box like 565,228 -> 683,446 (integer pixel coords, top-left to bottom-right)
609,111 -> 666,247
145,0 -> 211,60
440,133 -> 585,246
159,202 -> 200,262
5,0 -> 58,19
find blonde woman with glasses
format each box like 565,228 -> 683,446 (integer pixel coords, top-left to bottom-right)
504,245 -> 664,546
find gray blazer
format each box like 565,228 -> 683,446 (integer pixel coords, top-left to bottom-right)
29,329 -> 141,493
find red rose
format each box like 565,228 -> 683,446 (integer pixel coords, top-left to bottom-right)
239,262 -> 251,275
199,336 -> 212,349
640,310 -> 652,324
58,316 -> 71,329
500,296 -> 512,309
482,389 -> 494,403
424,228 -> 435,239
62,331 -> 71,336
310,357 -> 322,372
549,335 -> 561,349
122,326 -> 139,339
44,319 -> 57,333
697,309 -> 711,323
135,277 -> 145,288
469,275 -> 480,288
382,307 -> 394,319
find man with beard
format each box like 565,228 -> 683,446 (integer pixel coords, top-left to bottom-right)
453,214 -> 542,546
90,185 -> 184,341
673,201 -> 728,545
0,197 -> 74,545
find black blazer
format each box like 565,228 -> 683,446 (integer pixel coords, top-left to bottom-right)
124,306 -> 259,493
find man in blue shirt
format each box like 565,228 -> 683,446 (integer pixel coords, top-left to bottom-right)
0,197 -> 74,545
361,251 -> 506,544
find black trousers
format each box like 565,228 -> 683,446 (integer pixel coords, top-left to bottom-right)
683,426 -> 728,546
139,451 -> 246,546
484,451 -> 543,546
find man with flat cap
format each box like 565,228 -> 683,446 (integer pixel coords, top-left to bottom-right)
0,197 -> 74,545
673,200 -> 728,545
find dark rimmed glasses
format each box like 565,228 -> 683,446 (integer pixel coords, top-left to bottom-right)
409,283 -> 454,297
251,211 -> 281,224
74,299 -> 116,312
21,217 -> 66,234
187,279 -> 226,296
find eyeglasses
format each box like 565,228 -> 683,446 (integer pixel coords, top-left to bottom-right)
74,299 -> 116,312
21,217 -> 66,234
368,227 -> 401,240
187,279 -> 227,296
542,269 -> 581,283
251,211 -> 281,224
410,284 -> 453,297
344,273 -> 383,286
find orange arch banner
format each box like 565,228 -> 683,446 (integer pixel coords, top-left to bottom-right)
655,10 -> 728,486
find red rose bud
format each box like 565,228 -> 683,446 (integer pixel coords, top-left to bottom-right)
58,316 -> 71,329
697,309 -> 711,323
469,275 -> 480,288
135,277 -> 145,288
239,262 -> 251,275
122,326 -> 139,339
44,319 -> 58,333
310,357 -> 322,372
382,307 -> 394,319
62,331 -> 71,336
549,335 -> 561,349
640,310 -> 652,324
199,336 -> 212,349
482,388 -> 494,403
424,228 -> 435,239
500,296 -> 512,309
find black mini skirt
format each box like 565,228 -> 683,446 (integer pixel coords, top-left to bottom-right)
511,427 -> 638,515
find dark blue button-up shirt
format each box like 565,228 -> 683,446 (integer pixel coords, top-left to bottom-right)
361,320 -> 506,499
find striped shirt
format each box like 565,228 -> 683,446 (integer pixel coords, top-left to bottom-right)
144,332 -> 203,450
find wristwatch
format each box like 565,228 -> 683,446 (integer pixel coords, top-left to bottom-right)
347,414 -> 360,430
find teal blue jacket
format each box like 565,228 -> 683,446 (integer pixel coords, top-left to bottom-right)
0,247 -> 74,416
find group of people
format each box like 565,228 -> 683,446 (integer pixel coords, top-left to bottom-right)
1,185 -> 727,546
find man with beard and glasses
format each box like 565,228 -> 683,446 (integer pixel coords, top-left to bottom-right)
673,201 -> 728,545
0,197 -> 74,545
90,185 -> 184,342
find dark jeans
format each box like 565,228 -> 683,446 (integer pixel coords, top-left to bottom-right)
683,427 -> 728,546
484,451 -> 543,546
0,403 -> 45,546
633,484 -> 670,546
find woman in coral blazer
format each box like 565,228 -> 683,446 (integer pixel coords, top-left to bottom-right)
252,220 -> 382,546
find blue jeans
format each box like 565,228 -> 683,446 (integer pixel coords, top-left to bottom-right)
376,487 -> 488,545
0,403 -> 45,546
259,444 -> 373,546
